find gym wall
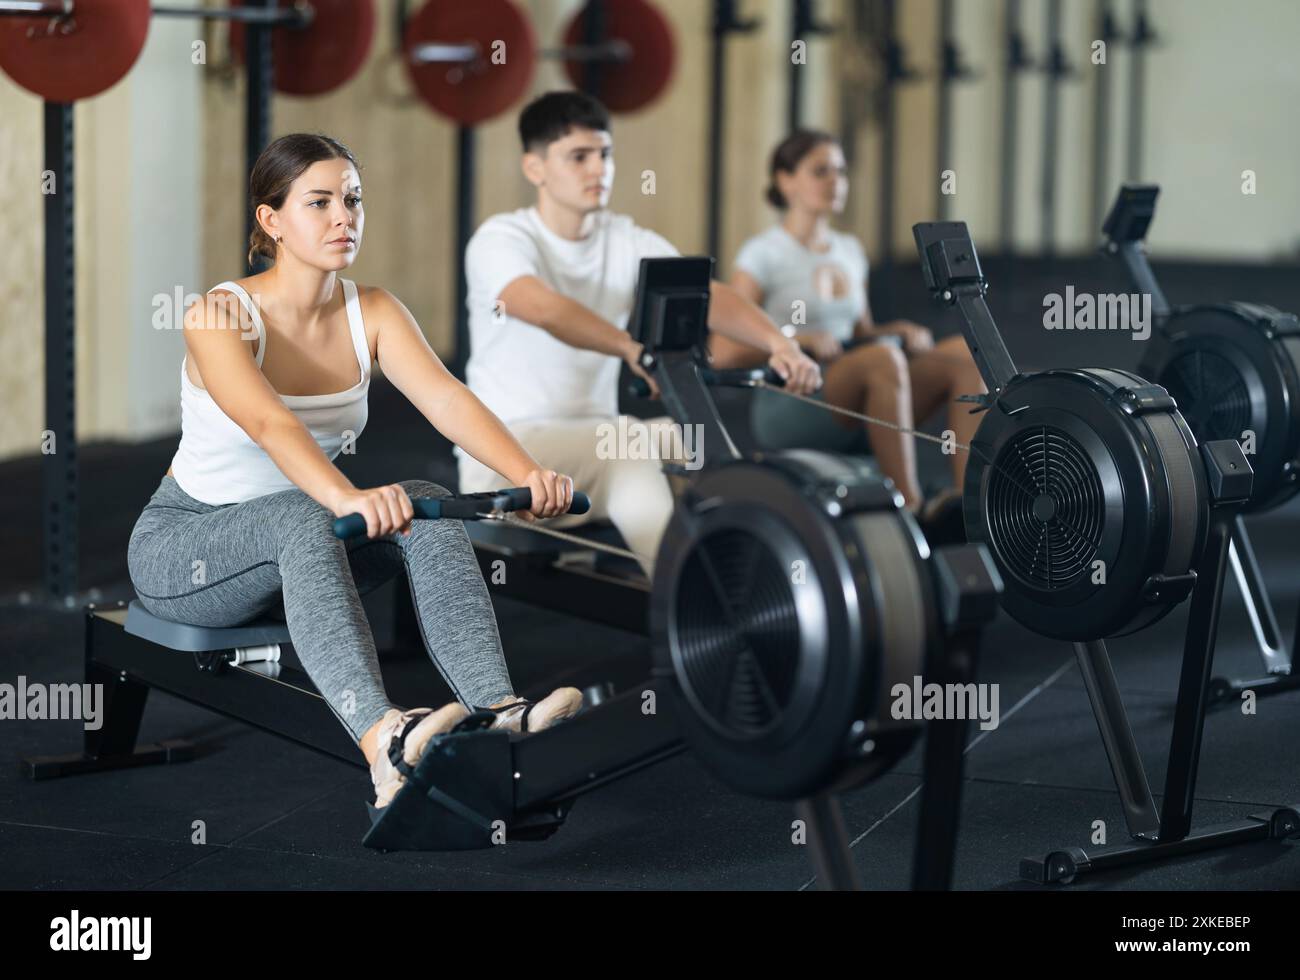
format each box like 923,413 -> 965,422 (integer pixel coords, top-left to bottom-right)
845,0 -> 1300,261
2,0 -> 1298,465
0,0 -> 844,462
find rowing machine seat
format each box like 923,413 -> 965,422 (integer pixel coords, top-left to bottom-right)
124,600 -> 292,652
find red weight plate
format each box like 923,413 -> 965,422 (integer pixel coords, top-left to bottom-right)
404,0 -> 536,126
562,0 -> 675,113
0,0 -> 150,102
231,0 -> 375,97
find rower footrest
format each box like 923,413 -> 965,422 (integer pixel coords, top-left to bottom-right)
362,726 -> 569,852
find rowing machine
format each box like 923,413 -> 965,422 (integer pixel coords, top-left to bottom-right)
913,219 -> 1300,884
1103,184 -> 1300,701
356,256 -> 1004,886
26,258 -> 1004,890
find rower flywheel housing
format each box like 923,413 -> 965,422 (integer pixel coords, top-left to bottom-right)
964,368 -> 1209,640
650,451 -> 937,801
1139,303 -> 1300,513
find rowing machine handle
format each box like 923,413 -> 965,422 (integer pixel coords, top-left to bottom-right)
332,488 -> 591,540
626,366 -> 786,400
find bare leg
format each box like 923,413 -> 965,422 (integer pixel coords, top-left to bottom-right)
901,330 -> 986,486
822,343 -> 921,509
707,331 -> 769,370
709,330 -> 922,507
360,720 -> 384,765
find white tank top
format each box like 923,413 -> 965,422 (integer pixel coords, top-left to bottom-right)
169,279 -> 371,505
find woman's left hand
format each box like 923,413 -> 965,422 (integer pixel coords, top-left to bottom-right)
768,341 -> 822,395
517,468 -> 574,521
881,321 -> 934,354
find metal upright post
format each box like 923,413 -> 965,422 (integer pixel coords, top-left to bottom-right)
1040,0 -> 1064,256
1160,515 -> 1233,841
936,0 -> 956,221
452,126 -> 476,381
708,0 -> 731,262
1090,1 -> 1119,234
788,0 -> 806,131
875,0 -> 902,316
707,0 -> 760,265
43,100 -> 77,604
1126,0 -> 1154,181
998,0 -> 1028,255
244,0 -> 275,274
579,0 -> 607,101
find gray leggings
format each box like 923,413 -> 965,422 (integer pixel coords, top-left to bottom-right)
127,476 -> 514,744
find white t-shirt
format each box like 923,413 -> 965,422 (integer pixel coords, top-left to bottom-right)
732,224 -> 868,343
462,207 -> 679,435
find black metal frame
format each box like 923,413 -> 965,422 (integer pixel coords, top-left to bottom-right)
450,124 -> 475,380
1021,474 -> 1298,884
934,0 -> 976,222
788,0 -> 832,132
1126,0 -> 1157,182
153,3 -> 311,26
870,0 -> 916,316
26,604 -> 360,779
914,221 -> 1300,885
1038,0 -> 1074,257
43,101 -> 76,603
1089,0 -> 1122,234
911,549 -> 997,891
706,0 -> 760,262
31,0 -> 279,606
25,262 -> 1003,890
1101,185 -> 1300,703
997,0 -> 1034,256
243,0 -> 275,274
1214,515 -> 1300,700
0,1 -> 310,22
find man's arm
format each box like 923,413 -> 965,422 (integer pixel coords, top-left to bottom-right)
497,275 -> 659,396
707,281 -> 822,394
498,275 -> 634,359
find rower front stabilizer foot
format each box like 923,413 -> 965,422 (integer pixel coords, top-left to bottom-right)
1020,805 -> 1300,885
362,727 -> 570,852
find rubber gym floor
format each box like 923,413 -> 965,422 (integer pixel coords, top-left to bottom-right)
2,257 -> 1297,890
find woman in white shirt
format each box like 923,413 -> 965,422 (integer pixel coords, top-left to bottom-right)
712,130 -> 985,516
127,134 -> 583,814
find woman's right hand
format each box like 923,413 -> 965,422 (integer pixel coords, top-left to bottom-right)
795,331 -> 844,363
330,485 -> 416,539
515,468 -> 575,522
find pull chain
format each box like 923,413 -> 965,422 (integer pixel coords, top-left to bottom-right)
473,382 -> 1042,558
754,381 -> 1040,501
755,380 -> 973,452
477,513 -> 646,565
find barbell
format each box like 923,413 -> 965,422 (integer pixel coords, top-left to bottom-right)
0,0 -> 369,101
1,0 -> 676,123
403,0 -> 675,124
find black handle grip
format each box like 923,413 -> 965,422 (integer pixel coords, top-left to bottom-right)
627,376 -> 654,400
704,366 -> 786,388
626,365 -> 788,400
332,488 -> 591,539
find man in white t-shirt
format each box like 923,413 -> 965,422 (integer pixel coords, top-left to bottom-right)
457,91 -> 820,577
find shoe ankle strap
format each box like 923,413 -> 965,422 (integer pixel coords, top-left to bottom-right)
478,699 -> 538,732
385,708 -> 434,775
